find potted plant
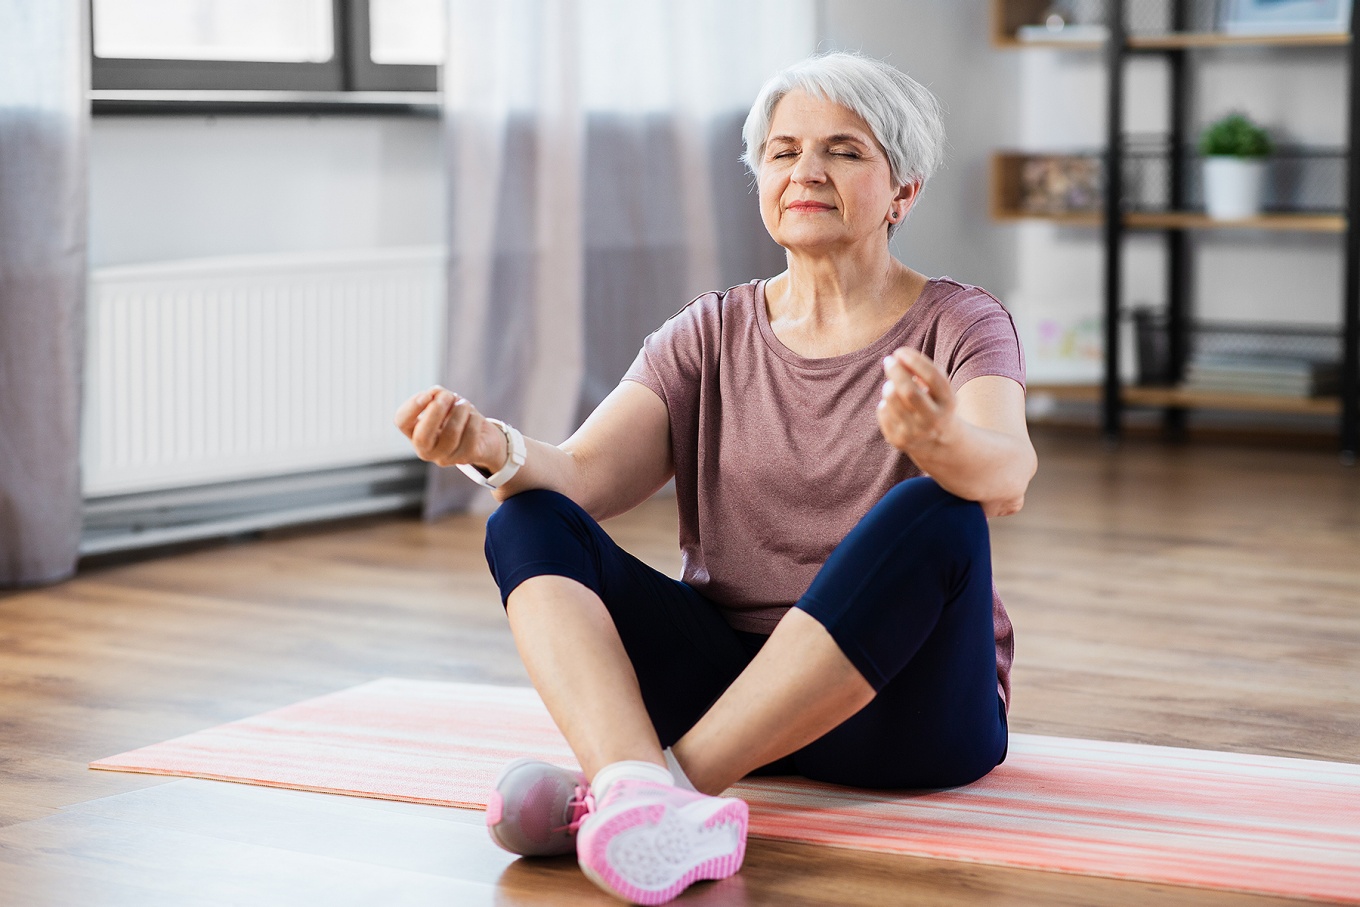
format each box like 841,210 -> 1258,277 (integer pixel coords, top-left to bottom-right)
1198,112 -> 1273,220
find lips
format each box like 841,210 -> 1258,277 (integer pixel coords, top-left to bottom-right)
786,201 -> 834,212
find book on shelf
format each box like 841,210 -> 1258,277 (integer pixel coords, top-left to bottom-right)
1183,355 -> 1340,398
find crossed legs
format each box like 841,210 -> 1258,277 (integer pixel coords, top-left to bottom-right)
485,478 -> 1006,796
507,576 -> 873,793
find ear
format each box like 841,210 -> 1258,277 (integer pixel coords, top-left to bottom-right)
892,180 -> 922,221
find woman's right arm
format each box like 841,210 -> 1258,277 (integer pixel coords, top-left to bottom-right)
393,380 -> 674,522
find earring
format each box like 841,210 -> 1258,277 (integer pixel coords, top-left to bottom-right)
889,211 -> 898,221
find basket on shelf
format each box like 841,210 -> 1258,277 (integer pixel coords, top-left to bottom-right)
1124,0 -> 1221,36
1019,154 -> 1104,213
1121,135 -> 1346,215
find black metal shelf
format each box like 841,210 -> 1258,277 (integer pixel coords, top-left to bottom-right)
1101,0 -> 1360,461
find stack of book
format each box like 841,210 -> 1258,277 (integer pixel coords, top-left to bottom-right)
1183,355 -> 1341,398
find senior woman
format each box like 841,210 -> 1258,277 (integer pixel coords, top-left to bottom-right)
396,52 -> 1035,905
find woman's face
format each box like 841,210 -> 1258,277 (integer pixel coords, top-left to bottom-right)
757,89 -> 912,255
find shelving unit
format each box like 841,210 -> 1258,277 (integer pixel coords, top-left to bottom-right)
1102,0 -> 1359,460
992,0 -> 1360,460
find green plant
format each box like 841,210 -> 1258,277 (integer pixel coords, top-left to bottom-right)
1198,112 -> 1273,158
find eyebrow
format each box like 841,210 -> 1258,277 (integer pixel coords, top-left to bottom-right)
766,133 -> 872,147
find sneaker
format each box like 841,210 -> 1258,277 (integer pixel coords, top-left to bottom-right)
576,779 -> 748,905
486,758 -> 591,856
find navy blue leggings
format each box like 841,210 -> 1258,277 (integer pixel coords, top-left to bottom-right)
483,477 -> 1007,790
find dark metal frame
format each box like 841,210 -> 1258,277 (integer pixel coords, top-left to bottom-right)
90,0 -> 438,94
1102,0 -> 1360,461
1102,0 -> 1126,441
1344,2 -> 1360,460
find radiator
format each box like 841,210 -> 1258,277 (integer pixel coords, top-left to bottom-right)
82,247 -> 445,498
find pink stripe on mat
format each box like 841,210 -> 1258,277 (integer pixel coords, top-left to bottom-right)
91,678 -> 1360,903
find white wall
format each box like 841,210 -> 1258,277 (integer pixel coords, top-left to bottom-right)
89,115 -> 444,268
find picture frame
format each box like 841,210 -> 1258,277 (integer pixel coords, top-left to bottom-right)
1221,0 -> 1354,35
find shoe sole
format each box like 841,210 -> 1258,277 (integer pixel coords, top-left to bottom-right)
577,796 -> 748,905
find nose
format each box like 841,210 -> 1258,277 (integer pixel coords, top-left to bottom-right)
791,150 -> 827,184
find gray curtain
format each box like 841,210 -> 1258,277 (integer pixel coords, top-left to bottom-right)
427,109 -> 784,519
428,0 -> 797,519
0,2 -> 89,585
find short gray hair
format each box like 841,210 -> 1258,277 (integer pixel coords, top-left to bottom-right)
741,52 -> 946,191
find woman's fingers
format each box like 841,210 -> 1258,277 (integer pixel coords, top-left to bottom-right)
393,385 -> 442,439
882,355 -> 937,418
411,390 -> 465,461
396,385 -> 491,466
439,398 -> 483,465
409,392 -> 449,458
898,348 -> 954,406
880,349 -> 954,450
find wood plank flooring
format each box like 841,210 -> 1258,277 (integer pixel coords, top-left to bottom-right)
1,427 -> 1357,905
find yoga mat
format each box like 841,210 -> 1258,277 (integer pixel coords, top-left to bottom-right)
91,678 -> 1360,903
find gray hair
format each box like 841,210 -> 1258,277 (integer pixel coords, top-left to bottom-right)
742,52 -> 946,193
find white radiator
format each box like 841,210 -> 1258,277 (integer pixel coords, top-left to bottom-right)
82,247 -> 445,498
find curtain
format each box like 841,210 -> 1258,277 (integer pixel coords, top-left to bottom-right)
0,2 -> 89,585
427,0 -> 814,517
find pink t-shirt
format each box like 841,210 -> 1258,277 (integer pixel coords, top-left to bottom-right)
623,277 -> 1024,708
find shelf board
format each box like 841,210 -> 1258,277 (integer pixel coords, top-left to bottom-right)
994,36 -> 1105,50
1123,212 -> 1347,232
989,210 -> 1347,232
993,210 -> 1104,226
1123,386 -> 1342,416
1029,383 -> 1101,402
1127,32 -> 1350,50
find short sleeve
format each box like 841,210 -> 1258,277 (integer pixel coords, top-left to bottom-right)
621,292 -> 717,414
942,292 -> 1026,392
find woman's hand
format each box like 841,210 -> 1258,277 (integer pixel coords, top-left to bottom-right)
393,385 -> 506,472
876,348 -> 1037,516
877,347 -> 958,455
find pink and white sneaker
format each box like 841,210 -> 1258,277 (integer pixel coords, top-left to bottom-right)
575,779 -> 748,905
486,758 -> 591,856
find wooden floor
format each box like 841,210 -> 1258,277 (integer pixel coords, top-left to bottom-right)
1,428 -> 1357,905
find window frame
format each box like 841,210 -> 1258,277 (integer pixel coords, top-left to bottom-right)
90,0 -> 439,95
344,0 -> 439,92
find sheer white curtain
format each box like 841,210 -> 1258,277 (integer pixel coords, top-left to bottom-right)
428,0 -> 815,517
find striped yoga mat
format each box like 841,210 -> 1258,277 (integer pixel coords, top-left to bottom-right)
91,678 -> 1360,903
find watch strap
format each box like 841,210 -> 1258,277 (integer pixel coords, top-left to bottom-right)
456,418 -> 526,489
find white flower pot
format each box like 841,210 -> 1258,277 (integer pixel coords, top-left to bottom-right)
1202,157 -> 1267,220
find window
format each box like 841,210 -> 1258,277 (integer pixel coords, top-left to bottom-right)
91,0 -> 444,93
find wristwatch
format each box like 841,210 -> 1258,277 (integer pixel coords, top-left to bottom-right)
457,418 -> 526,489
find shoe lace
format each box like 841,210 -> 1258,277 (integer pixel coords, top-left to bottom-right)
554,785 -> 594,834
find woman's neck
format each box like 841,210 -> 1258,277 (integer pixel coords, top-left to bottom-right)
765,247 -> 928,359
768,245 -> 922,325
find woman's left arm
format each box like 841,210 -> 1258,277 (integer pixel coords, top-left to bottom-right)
877,347 -> 1037,517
